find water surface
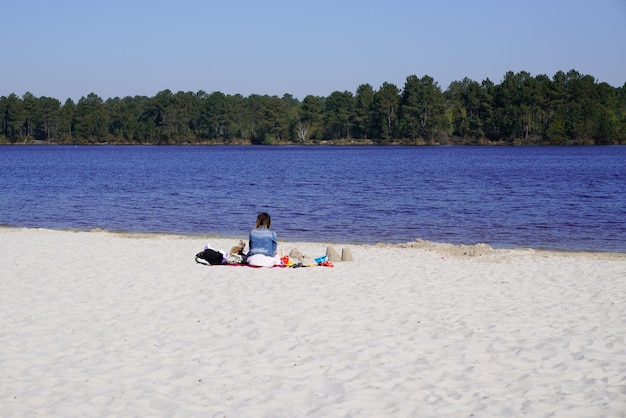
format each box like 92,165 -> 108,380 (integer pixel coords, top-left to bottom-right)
0,145 -> 624,252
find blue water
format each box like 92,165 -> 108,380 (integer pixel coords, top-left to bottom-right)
1,145 -> 625,252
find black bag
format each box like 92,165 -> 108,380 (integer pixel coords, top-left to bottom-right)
195,248 -> 225,265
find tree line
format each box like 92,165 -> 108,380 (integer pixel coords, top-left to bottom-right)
2,69 -> 625,145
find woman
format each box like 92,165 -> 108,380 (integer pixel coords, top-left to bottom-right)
246,212 -> 282,267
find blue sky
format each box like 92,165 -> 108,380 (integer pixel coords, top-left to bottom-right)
2,0 -> 625,101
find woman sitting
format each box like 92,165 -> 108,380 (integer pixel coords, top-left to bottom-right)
246,212 -> 283,267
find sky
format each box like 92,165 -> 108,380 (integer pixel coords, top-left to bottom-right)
2,0 -> 625,101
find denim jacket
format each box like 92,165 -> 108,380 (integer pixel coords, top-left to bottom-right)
248,228 -> 277,256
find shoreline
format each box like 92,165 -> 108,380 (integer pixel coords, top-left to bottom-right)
3,140 -> 626,147
2,225 -> 625,258
2,227 -> 625,415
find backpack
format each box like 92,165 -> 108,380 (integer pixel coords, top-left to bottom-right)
195,248 -> 225,265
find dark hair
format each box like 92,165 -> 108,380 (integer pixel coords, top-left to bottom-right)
254,212 -> 272,229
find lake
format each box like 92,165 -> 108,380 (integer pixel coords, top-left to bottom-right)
0,145 -> 624,252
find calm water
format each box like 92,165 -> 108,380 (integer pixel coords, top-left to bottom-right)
0,145 -> 625,252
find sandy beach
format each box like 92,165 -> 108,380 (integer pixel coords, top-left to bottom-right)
1,227 -> 625,417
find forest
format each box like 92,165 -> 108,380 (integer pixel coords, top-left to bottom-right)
1,69 -> 625,146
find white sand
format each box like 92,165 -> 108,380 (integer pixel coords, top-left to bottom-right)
1,228 -> 625,417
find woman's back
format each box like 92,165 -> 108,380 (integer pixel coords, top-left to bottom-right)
248,228 -> 277,257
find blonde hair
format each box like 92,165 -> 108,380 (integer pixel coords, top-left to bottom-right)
254,212 -> 272,229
